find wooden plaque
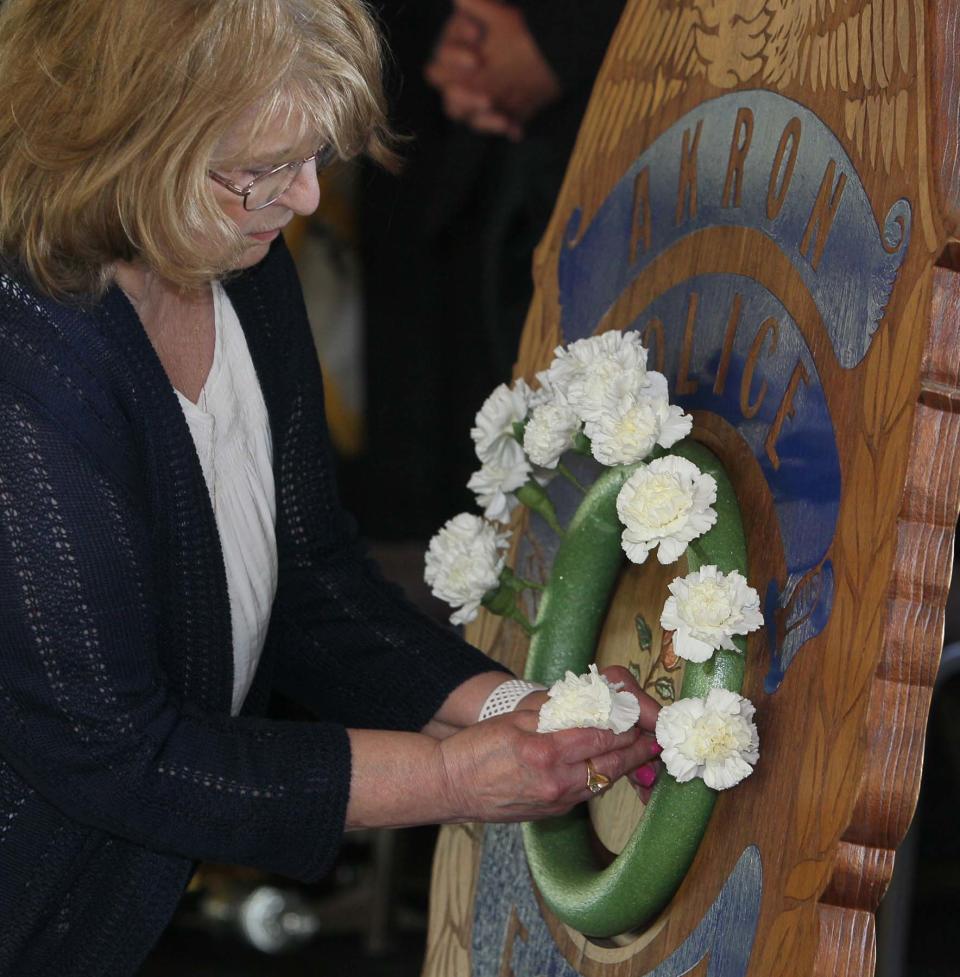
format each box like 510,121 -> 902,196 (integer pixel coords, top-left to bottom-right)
424,3 -> 960,976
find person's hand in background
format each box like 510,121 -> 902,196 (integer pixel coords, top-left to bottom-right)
424,0 -> 562,140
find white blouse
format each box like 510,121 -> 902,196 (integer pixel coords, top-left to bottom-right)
176,282 -> 278,715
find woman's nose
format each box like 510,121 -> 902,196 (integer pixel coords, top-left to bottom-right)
279,160 -> 321,216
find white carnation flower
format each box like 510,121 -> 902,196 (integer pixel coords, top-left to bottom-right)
655,399 -> 693,448
528,382 -> 555,409
641,369 -> 670,403
538,331 -> 649,422
471,379 -> 534,465
582,388 -> 692,467
467,454 -> 532,524
655,688 -> 759,790
584,397 -> 660,466
537,663 -> 640,734
660,565 -> 763,663
523,400 -> 581,469
616,456 -> 717,565
424,514 -> 510,626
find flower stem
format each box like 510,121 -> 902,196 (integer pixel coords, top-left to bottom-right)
517,578 -> 545,592
482,567 -> 542,629
557,463 -> 586,494
572,431 -> 592,456
504,607 -> 535,636
516,482 -> 566,538
496,565 -> 542,594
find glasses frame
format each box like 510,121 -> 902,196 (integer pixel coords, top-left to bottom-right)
208,146 -> 335,211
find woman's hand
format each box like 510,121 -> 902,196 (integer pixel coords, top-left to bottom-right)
510,665 -> 663,803
436,708 -> 661,823
347,666 -> 662,831
437,664 -> 662,820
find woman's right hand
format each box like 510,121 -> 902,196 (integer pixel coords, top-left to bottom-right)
435,709 -> 661,823
345,696 -> 660,831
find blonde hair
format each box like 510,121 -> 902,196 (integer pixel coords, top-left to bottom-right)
0,0 -> 395,297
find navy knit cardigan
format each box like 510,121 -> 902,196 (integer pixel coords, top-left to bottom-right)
0,240 -> 502,976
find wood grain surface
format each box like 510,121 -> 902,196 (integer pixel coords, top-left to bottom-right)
425,2 -> 960,975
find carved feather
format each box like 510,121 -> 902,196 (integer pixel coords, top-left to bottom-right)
603,0 -> 915,175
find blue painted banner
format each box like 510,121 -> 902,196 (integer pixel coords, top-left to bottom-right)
559,90 -> 910,369
555,90 -> 911,689
628,275 -> 839,692
472,823 -> 762,977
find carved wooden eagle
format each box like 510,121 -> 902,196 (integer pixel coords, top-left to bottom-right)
607,0 -> 915,174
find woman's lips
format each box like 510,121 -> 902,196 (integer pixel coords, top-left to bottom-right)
248,227 -> 281,243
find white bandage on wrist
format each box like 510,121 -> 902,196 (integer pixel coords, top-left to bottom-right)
477,679 -> 546,722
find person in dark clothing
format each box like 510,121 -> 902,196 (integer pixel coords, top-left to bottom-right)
356,0 -> 626,539
0,2 -> 658,974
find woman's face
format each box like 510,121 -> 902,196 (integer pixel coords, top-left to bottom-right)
209,114 -> 323,271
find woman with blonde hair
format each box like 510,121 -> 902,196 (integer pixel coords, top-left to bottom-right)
0,1 -> 660,973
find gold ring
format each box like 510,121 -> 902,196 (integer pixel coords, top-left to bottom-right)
585,759 -> 611,796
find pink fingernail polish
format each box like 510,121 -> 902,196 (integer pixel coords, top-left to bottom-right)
635,764 -> 657,788
649,741 -> 663,757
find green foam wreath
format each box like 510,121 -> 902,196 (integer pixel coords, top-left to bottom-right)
522,439 -> 748,938
425,330 -> 762,939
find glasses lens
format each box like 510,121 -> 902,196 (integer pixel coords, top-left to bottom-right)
243,149 -> 333,210
245,164 -> 300,211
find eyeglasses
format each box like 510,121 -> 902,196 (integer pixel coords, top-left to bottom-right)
207,145 -> 336,211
